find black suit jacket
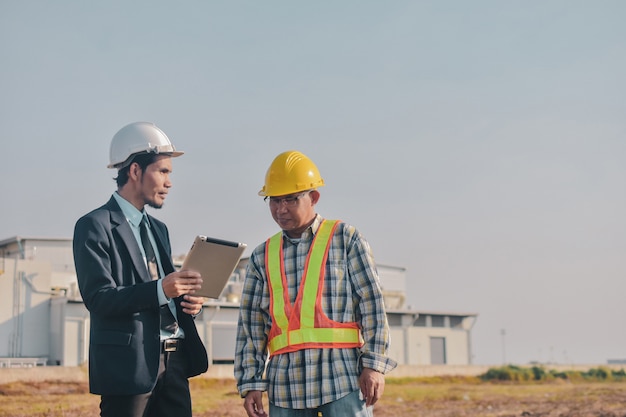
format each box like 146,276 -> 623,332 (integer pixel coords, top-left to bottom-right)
73,196 -> 208,395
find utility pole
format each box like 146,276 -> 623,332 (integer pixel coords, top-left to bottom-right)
500,328 -> 506,365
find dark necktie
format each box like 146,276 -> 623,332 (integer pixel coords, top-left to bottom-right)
140,217 -> 179,335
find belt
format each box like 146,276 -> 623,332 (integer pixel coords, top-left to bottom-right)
161,338 -> 182,353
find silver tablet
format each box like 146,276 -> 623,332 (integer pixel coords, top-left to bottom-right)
180,236 -> 247,299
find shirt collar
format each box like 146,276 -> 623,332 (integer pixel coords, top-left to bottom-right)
309,214 -> 323,235
112,192 -> 147,228
282,214 -> 323,244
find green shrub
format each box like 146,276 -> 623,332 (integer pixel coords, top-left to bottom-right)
480,366 -> 626,382
530,366 -> 545,381
583,367 -> 613,381
480,365 -> 534,382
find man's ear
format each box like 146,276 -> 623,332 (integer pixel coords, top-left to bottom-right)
128,162 -> 142,182
309,190 -> 321,205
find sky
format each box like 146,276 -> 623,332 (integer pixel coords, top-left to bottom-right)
1,1 -> 625,366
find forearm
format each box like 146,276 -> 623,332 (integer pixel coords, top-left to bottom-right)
235,261 -> 271,396
349,231 -> 398,374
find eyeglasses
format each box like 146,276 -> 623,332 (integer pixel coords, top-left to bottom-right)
264,192 -> 310,207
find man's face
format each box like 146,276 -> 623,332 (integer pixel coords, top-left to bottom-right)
139,155 -> 173,209
268,190 -> 318,238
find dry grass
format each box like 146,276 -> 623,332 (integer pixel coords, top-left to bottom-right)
1,377 -> 626,417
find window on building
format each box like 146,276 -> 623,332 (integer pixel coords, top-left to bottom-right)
387,314 -> 402,327
449,316 -> 463,328
431,315 -> 445,327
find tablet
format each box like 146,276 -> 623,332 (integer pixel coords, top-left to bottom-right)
180,236 -> 247,299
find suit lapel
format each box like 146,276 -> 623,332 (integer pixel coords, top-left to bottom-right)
149,216 -> 175,275
107,197 -> 153,283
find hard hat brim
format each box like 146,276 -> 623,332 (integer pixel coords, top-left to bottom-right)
107,150 -> 184,169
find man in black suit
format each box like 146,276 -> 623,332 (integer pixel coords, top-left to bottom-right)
73,121 -> 208,417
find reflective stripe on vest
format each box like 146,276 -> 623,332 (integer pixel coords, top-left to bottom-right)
266,220 -> 363,356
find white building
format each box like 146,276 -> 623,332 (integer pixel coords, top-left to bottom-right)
0,236 -> 477,367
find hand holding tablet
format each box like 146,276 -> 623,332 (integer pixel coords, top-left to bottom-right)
180,236 -> 247,298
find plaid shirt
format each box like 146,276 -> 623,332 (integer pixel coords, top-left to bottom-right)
235,215 -> 397,409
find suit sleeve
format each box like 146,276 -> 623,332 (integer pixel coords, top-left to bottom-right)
73,214 -> 159,317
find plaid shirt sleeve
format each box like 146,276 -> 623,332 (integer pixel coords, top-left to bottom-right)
342,223 -> 398,374
234,245 -> 271,397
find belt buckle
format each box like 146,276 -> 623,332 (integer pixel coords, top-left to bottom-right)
163,339 -> 178,352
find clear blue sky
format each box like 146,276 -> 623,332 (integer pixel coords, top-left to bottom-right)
2,1 -> 625,366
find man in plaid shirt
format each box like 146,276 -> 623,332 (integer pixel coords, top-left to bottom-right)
235,150 -> 397,417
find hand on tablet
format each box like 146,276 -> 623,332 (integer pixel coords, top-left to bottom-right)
180,236 -> 246,298
161,270 -> 203,298
181,294 -> 205,316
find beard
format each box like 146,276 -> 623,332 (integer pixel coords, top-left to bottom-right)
145,197 -> 164,209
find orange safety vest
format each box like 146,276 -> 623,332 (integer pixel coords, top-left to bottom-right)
266,219 -> 364,356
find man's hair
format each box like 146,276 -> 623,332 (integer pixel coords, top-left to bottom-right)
114,153 -> 160,187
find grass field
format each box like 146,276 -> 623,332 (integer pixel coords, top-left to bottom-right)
1,377 -> 625,417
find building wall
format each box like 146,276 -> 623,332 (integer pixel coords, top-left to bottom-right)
50,299 -> 89,366
196,304 -> 240,364
390,326 -> 471,366
410,327 -> 470,365
51,301 -> 476,367
0,257 -> 52,361
63,305 -> 90,367
1,238 -> 477,367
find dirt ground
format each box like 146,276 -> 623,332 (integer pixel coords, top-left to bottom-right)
1,379 -> 625,417
374,383 -> 626,417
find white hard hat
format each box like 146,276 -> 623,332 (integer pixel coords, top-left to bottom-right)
108,121 -> 184,169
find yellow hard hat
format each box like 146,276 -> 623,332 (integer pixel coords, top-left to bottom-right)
258,150 -> 325,197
